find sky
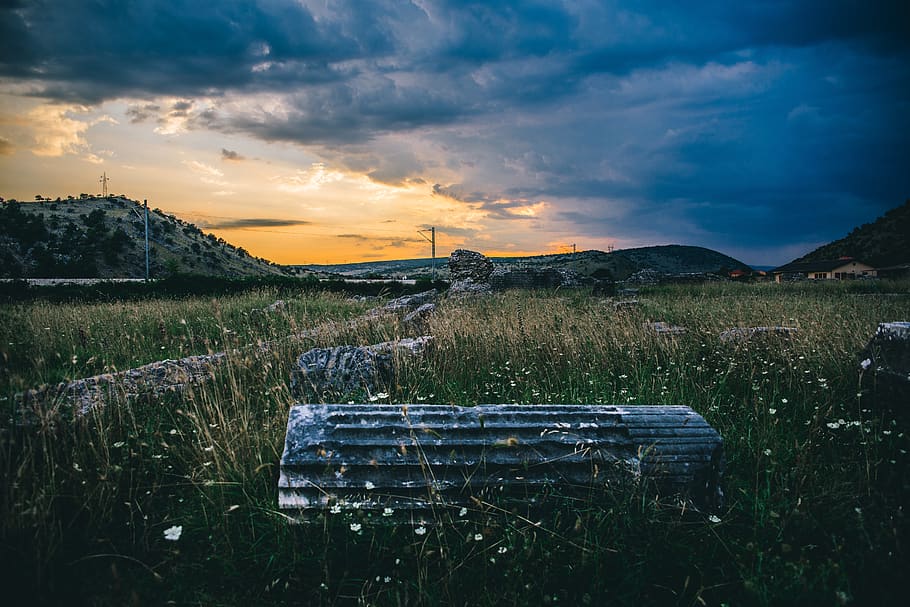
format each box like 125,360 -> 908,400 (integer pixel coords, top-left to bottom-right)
0,1 -> 908,266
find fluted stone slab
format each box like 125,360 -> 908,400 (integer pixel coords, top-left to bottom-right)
279,404 -> 724,519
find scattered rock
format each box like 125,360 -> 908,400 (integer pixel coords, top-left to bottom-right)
625,269 -> 724,286
591,280 -> 617,296
613,300 -> 640,311
719,326 -> 798,343
368,290 -> 437,316
646,321 -> 687,336
263,300 -> 287,313
402,302 -> 436,330
289,336 -> 433,401
625,269 -> 663,286
448,278 -> 494,297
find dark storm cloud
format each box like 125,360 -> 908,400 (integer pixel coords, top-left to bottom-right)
204,218 -> 310,229
125,103 -> 161,123
220,148 -> 244,162
2,1 -> 908,264
337,233 -> 423,248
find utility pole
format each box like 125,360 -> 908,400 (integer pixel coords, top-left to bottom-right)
144,199 -> 149,281
132,200 -> 150,280
99,172 -> 109,197
418,227 -> 436,280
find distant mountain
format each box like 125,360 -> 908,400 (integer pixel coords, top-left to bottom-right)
0,196 -> 290,278
296,244 -> 751,281
795,200 -> 910,267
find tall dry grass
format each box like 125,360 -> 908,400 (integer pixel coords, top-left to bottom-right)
1,281 -> 908,605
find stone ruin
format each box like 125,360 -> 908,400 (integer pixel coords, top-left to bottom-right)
859,321 -> 910,411
625,269 -> 724,286
448,249 -> 495,295
447,249 -> 592,295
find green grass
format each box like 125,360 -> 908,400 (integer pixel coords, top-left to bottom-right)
1,281 -> 908,605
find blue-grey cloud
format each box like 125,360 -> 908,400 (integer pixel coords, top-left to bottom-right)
1,0 -> 908,264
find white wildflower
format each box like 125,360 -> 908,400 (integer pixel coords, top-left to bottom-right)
163,525 -> 183,541
329,504 -> 342,514
458,507 -> 468,517
707,515 -> 721,524
414,526 -> 427,535
350,523 -> 362,532
474,533 -> 483,542
382,507 -> 394,517
365,481 -> 375,490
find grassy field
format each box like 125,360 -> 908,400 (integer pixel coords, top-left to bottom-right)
1,281 -> 908,605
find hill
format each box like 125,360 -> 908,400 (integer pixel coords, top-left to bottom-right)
0,196 -> 289,278
296,244 -> 751,281
796,199 -> 910,266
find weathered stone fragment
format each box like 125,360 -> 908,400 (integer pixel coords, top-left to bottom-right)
591,280 -> 617,296
289,336 -> 433,401
719,326 -> 798,343
613,299 -> 640,311
859,322 -> 910,408
402,303 -> 436,330
368,290 -> 437,316
16,352 -> 227,419
278,403 -> 725,519
646,321 -> 687,336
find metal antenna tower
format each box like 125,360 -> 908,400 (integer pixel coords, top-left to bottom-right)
99,172 -> 110,197
417,226 -> 436,280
